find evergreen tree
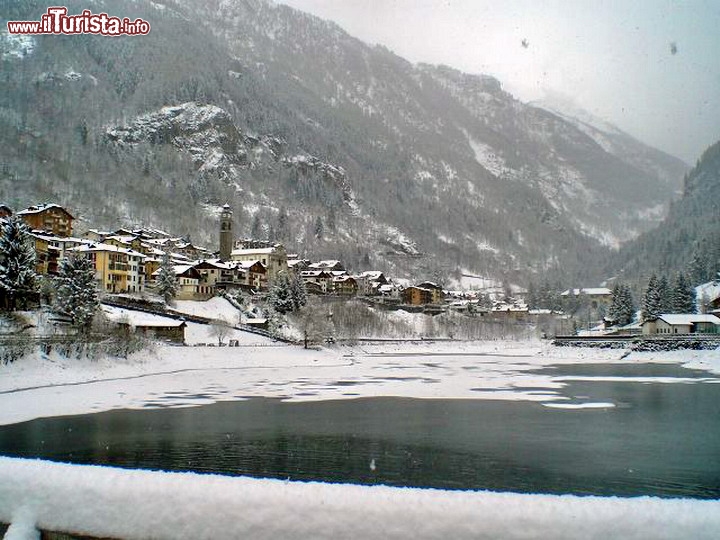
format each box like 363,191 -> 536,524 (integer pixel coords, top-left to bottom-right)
671,272 -> 696,313
609,283 -> 635,326
290,273 -> 307,310
250,214 -> 262,239
688,251 -> 709,285
641,274 -> 662,320
54,255 -> 99,331
156,253 -> 178,304
269,273 -> 295,314
657,275 -> 671,313
526,281 -> 538,310
0,216 -> 37,311
314,216 -> 324,239
277,206 -> 289,241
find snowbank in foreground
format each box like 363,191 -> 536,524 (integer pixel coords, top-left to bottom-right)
1,457 -> 718,540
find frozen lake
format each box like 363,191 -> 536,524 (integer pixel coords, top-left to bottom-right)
1,362 -> 719,498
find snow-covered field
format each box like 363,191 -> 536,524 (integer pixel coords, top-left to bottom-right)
1,456 -> 719,540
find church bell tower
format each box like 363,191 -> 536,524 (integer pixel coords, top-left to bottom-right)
219,204 -> 233,261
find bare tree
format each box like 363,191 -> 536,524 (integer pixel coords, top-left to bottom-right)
209,318 -> 232,346
292,300 -> 332,349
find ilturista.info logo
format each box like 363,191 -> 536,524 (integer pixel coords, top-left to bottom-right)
7,7 -> 151,36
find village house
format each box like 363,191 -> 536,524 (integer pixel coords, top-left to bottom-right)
695,280 -> 720,314
560,287 -> 613,309
17,203 -> 74,237
29,233 -> 93,275
416,281 -> 445,303
82,229 -> 111,243
332,275 -> 358,296
129,319 -> 187,344
28,232 -> 54,275
236,260 -> 267,290
231,243 -> 288,283
287,258 -> 310,275
192,259 -> 249,294
192,260 -> 227,295
300,270 -> 334,294
105,308 -> 187,344
641,314 -> 720,335
309,260 -> 345,272
403,286 -> 436,305
0,205 -> 13,219
104,235 -> 145,254
354,271 -> 388,296
71,243 -> 147,293
151,265 -> 206,300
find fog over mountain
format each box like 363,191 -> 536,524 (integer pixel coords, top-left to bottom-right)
0,0 -> 690,284
281,0 -> 720,165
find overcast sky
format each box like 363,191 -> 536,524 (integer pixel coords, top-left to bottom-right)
280,0 -> 720,164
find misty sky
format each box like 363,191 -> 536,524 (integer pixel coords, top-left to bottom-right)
281,0 -> 720,163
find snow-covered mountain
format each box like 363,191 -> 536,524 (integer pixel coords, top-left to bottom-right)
0,0 -> 689,283
611,139 -> 720,280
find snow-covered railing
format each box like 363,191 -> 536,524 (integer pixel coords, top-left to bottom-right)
1,457 -> 719,539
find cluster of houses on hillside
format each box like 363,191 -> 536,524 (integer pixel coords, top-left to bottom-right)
0,203 -> 408,302
5,202 -> 720,336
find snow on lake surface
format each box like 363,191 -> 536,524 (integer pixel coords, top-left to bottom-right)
1,338 -> 719,426
1,457 -> 719,540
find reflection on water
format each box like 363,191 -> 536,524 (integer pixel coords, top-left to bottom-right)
1,364 -> 719,498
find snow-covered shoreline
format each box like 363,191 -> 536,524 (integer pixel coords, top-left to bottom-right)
1,457 -> 719,540
1,336 -> 719,426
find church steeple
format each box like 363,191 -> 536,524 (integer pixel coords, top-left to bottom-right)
219,204 -> 233,260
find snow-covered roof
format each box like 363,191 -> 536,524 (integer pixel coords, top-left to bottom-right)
237,260 -> 265,270
300,270 -> 331,277
561,288 -> 612,296
232,247 -> 279,256
70,243 -> 146,259
193,259 -> 233,270
309,260 -> 342,268
359,271 -> 384,280
17,203 -> 74,218
102,306 -> 185,327
416,281 -> 442,290
696,281 -> 720,304
105,235 -> 139,244
652,314 -> 720,325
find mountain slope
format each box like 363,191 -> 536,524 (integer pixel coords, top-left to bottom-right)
0,0 -> 688,283
611,140 -> 720,280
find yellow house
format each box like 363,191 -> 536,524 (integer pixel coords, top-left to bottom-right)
104,235 -> 145,253
70,243 -> 146,293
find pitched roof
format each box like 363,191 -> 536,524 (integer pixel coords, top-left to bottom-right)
232,247 -> 277,256
696,280 -> 720,304
652,314 -> 720,325
561,287 -> 612,296
17,203 -> 74,219
70,242 -> 146,258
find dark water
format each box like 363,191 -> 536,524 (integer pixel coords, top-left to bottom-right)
1,363 -> 719,498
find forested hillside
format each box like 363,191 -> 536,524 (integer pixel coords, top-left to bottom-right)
611,140 -> 720,283
0,0 -> 688,284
